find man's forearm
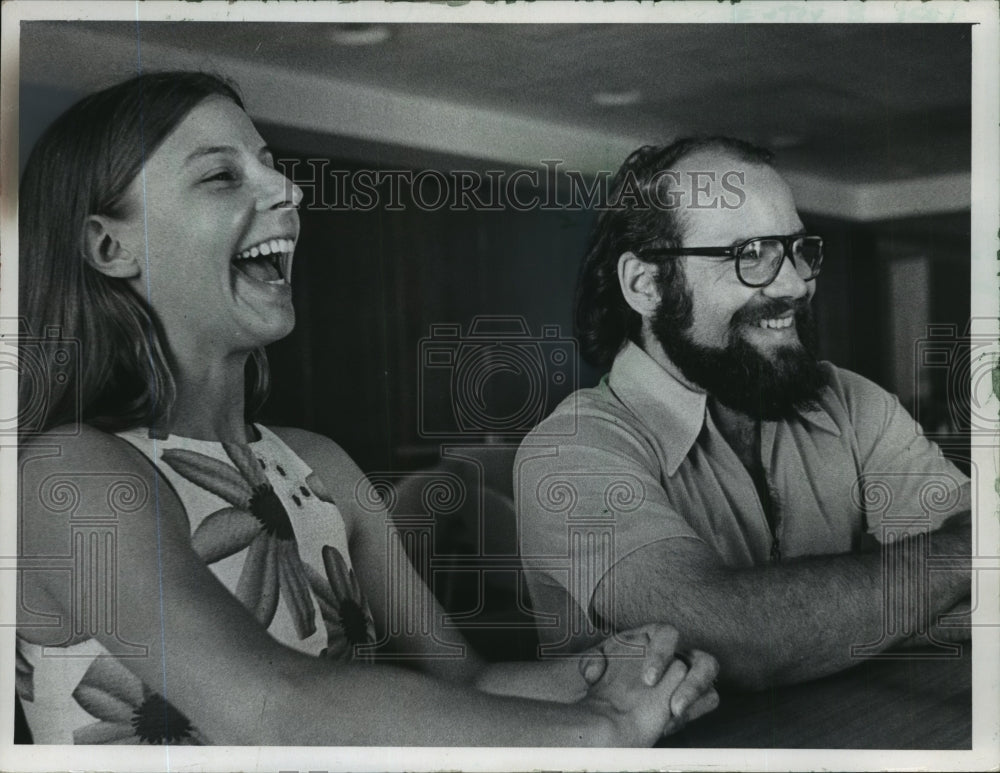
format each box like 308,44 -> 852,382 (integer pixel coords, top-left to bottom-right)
601,521 -> 970,690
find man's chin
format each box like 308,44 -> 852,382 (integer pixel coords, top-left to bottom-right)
659,329 -> 826,421
650,284 -> 825,420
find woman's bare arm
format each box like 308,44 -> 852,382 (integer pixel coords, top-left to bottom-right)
17,426 -> 687,746
273,426 -> 719,719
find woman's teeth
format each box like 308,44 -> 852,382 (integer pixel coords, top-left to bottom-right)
233,237 -> 294,262
758,317 -> 794,330
232,237 -> 293,284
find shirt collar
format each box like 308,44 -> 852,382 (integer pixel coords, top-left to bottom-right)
797,402 -> 841,435
608,342 -> 707,477
607,341 -> 840,476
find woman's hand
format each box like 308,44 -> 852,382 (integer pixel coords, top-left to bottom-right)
578,624 -> 719,745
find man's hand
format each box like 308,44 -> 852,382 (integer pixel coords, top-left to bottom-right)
578,624 -> 719,745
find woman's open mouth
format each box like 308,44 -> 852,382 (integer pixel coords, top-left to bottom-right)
231,237 -> 294,285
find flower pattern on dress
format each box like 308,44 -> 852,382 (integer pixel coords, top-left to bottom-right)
307,545 -> 377,661
161,442 -> 316,639
72,656 -> 205,745
304,471 -> 334,503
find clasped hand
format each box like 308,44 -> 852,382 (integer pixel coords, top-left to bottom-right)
579,624 -> 719,746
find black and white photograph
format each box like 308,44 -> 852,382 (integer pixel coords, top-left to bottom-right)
1,1 -> 998,771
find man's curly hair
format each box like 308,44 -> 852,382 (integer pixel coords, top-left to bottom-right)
574,136 -> 774,369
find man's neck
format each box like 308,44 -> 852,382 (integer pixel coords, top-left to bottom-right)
640,333 -> 761,463
709,399 -> 759,468
639,334 -> 702,392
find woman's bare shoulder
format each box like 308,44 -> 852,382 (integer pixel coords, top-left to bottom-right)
18,424 -> 176,531
17,424 -> 189,643
21,423 -> 150,467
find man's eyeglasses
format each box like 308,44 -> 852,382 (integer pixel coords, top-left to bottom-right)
640,235 -> 824,288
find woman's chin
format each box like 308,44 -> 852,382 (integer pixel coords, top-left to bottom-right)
264,312 -> 296,345
240,307 -> 296,349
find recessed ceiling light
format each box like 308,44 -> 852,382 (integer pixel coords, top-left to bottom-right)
592,90 -> 642,107
328,24 -> 391,46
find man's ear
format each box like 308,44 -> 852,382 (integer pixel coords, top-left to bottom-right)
617,251 -> 661,317
83,215 -> 140,278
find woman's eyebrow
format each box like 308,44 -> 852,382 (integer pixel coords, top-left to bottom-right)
184,145 -> 238,165
184,144 -> 273,165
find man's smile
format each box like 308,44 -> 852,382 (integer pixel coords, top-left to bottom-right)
732,304 -> 803,345
756,315 -> 794,330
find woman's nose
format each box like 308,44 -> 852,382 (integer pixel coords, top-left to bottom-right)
256,164 -> 303,211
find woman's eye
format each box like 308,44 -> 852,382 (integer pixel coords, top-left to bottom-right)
203,169 -> 238,184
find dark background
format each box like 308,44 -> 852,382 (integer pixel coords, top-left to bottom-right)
257,152 -> 971,475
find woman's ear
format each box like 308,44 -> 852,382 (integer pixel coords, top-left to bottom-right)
617,251 -> 661,317
83,215 -> 140,278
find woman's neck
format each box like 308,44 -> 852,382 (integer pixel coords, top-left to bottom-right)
165,352 -> 253,443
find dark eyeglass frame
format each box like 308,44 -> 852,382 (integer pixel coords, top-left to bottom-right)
639,234 -> 824,288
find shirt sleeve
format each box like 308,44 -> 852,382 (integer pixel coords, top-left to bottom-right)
514,404 -> 704,626
839,369 -> 971,539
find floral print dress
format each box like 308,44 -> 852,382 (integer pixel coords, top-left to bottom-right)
16,425 -> 375,745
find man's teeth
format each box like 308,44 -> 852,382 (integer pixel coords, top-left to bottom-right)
758,317 -> 794,330
233,237 -> 294,262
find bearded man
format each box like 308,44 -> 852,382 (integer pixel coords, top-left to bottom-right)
514,138 -> 971,689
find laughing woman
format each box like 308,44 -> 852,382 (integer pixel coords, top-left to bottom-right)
15,72 -> 717,747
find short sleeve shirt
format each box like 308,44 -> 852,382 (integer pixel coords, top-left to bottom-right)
515,342 -> 970,626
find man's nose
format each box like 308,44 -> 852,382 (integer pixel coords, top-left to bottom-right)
762,252 -> 810,299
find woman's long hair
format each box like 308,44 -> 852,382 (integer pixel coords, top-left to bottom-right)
19,71 -> 271,436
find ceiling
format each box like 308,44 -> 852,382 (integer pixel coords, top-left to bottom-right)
18,20 -> 972,189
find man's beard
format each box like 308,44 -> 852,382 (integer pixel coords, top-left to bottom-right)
651,280 -> 827,420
